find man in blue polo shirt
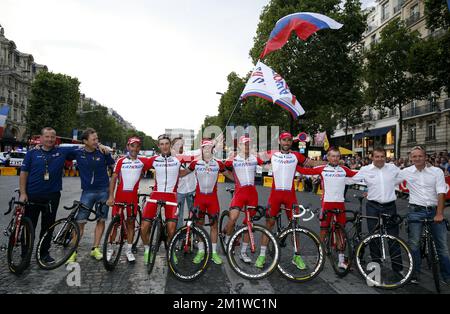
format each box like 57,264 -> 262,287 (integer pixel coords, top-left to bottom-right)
19,127 -> 77,264
67,128 -> 115,263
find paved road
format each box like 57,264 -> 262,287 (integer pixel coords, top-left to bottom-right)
0,176 -> 449,294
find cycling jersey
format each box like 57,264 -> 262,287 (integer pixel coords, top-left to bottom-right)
225,154 -> 263,224
271,151 -> 307,191
148,154 -> 182,193
112,156 -> 151,217
296,164 -> 356,228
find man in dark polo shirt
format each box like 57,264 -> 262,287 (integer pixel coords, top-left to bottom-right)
19,127 -> 77,264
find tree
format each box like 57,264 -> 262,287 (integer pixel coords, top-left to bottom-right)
364,19 -> 434,157
27,72 -> 80,137
249,0 -> 366,136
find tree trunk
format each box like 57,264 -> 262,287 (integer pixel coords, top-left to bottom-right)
397,104 -> 403,158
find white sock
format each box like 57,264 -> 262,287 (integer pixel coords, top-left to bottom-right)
144,245 -> 149,253
241,242 -> 248,254
127,243 -> 132,252
212,243 -> 217,253
339,253 -> 345,263
198,242 -> 205,252
260,246 -> 267,257
225,235 -> 230,243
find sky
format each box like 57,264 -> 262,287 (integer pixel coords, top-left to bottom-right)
2,0 -> 375,138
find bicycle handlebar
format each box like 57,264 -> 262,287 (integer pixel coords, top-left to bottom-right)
4,200 -> 49,215
146,198 -> 178,207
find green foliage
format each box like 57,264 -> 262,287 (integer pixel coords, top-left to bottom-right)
27,71 -> 80,137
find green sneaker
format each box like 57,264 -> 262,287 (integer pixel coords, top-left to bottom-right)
90,247 -> 103,260
211,252 -> 223,265
144,250 -> 149,265
193,251 -> 205,264
66,251 -> 77,264
292,255 -> 306,270
255,255 -> 266,268
172,253 -> 178,265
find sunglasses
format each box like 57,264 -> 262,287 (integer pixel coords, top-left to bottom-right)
158,134 -> 171,141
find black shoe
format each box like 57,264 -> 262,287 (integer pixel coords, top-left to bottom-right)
42,254 -> 55,264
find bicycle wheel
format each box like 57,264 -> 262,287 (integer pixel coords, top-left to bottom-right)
36,219 -> 80,270
103,216 -> 125,271
327,224 -> 352,277
7,217 -> 34,275
427,236 -> 441,294
168,225 -> 211,281
355,233 -> 414,289
272,227 -> 325,282
131,209 -> 142,254
148,219 -> 162,275
218,210 -> 230,254
227,224 -> 279,280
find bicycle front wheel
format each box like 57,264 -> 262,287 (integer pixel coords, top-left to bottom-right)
355,233 -> 413,289
273,227 -> 325,282
168,225 -> 211,281
427,235 -> 441,293
148,220 -> 162,275
7,217 -> 34,275
218,210 -> 230,254
227,224 -> 279,280
103,216 -> 125,271
36,219 -> 80,270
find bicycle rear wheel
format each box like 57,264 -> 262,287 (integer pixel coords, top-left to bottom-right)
227,224 -> 279,280
218,210 -> 230,254
7,217 -> 34,275
36,219 -> 80,270
148,219 -> 162,275
428,236 -> 441,294
168,225 -> 211,281
327,224 -> 352,278
355,233 -> 413,289
273,227 -> 325,282
103,216 -> 125,271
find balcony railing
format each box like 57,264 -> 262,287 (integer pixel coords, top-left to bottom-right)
381,13 -> 390,22
403,102 -> 439,118
425,136 -> 436,142
405,12 -> 420,26
393,5 -> 402,14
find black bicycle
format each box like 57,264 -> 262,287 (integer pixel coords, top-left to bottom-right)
167,206 -> 212,281
346,203 -> 414,289
3,194 -> 48,275
408,218 -> 450,294
36,201 -> 101,270
103,202 -> 140,271
146,197 -> 178,275
271,204 -> 325,282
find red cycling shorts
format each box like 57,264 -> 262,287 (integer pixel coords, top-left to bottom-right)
112,191 -> 138,218
194,193 -> 220,220
143,191 -> 178,221
266,189 -> 298,220
320,202 -> 346,228
230,186 -> 258,224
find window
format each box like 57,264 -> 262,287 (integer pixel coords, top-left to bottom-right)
382,2 -> 390,21
410,4 -> 419,16
426,120 -> 436,140
386,130 -> 395,145
408,124 -> 416,142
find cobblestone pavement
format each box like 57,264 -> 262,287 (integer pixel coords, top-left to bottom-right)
0,176 -> 449,294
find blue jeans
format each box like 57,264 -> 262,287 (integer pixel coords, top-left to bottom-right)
76,189 -> 110,223
408,205 -> 450,280
177,191 -> 195,229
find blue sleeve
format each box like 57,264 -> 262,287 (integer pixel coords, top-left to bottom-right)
21,151 -> 33,172
105,153 -> 115,166
59,146 -> 78,160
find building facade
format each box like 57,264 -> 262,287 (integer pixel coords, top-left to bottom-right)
331,0 -> 449,158
0,25 -> 47,150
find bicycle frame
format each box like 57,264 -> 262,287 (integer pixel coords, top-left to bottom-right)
275,204 -> 312,254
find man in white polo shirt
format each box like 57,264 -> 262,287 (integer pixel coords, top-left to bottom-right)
347,147 -> 404,273
399,146 -> 450,284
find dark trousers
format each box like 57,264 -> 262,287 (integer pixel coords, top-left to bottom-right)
25,192 -> 61,256
366,200 -> 403,272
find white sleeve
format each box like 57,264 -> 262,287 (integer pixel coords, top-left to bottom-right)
435,168 -> 448,195
346,168 -> 365,185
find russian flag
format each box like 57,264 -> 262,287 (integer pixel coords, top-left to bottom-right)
0,105 -> 9,138
260,12 -> 343,59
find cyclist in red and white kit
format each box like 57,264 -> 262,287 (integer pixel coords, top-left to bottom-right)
140,134 -> 187,265
257,131 -> 325,269
223,135 -> 265,263
181,139 -> 231,265
106,136 -> 151,262
296,147 -> 357,269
